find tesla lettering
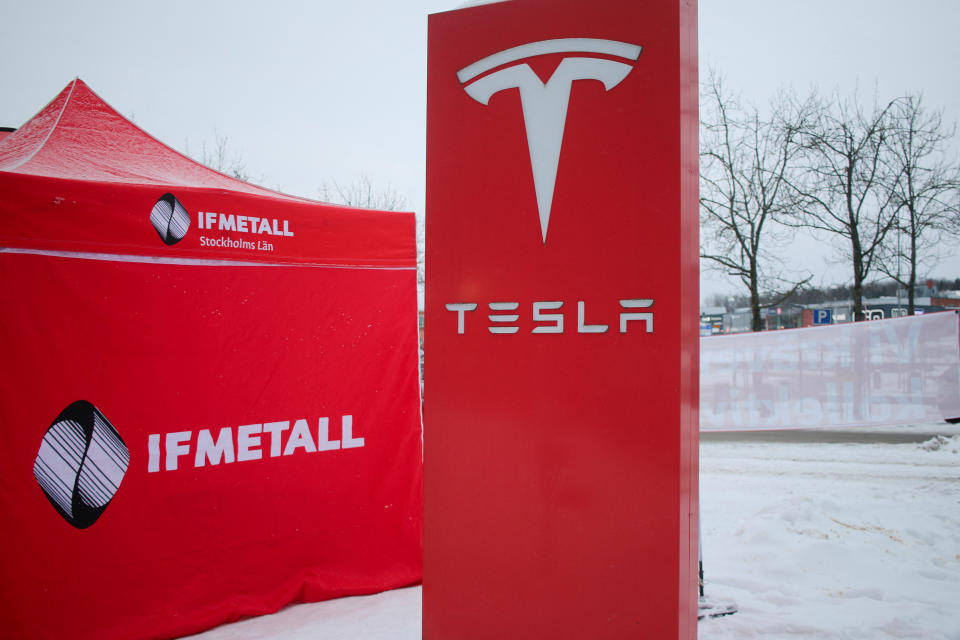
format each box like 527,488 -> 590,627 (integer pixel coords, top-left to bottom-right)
445,299 -> 653,335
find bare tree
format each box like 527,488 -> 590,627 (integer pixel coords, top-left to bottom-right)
789,91 -> 900,321
200,129 -> 252,182
699,73 -> 811,331
878,94 -> 960,314
319,173 -> 408,211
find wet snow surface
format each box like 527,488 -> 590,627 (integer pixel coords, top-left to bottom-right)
187,423 -> 960,639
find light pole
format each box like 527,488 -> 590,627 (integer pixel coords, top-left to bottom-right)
896,208 -> 902,316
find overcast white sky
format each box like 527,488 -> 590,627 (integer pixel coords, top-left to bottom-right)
1,0 -> 958,302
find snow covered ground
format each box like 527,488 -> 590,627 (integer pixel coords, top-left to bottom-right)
184,586 -> 421,640
187,422 -> 960,639
699,423 -> 960,640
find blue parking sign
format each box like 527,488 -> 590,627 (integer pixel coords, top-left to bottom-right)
813,309 -> 832,325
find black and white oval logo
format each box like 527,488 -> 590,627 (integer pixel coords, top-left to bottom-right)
150,193 -> 191,245
33,401 -> 130,529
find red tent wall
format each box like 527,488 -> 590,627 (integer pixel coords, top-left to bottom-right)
0,80 -> 422,640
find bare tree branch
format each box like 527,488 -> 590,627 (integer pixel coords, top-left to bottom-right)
876,94 -> 960,314
699,70 -> 811,331
200,129 -> 252,182
318,173 -> 409,211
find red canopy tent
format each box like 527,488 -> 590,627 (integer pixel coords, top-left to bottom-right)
0,79 -> 422,639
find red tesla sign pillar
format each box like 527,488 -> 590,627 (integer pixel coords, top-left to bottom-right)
425,0 -> 699,637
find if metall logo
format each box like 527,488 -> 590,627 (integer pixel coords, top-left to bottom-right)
458,38 -> 642,243
33,401 -> 130,529
150,192 -> 191,245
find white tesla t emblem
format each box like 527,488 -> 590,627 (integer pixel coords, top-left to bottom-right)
458,38 -> 642,243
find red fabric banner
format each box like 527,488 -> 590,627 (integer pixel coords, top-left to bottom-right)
0,252 -> 422,640
0,174 -> 416,268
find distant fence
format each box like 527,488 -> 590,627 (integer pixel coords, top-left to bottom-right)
700,311 -> 960,431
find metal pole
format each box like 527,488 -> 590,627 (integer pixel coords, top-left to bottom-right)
896,210 -> 902,315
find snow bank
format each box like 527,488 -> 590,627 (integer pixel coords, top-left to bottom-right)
699,428 -> 960,639
919,434 -> 960,453
184,585 -> 421,640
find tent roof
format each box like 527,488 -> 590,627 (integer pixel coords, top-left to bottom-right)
0,79 -> 306,201
0,80 -> 414,268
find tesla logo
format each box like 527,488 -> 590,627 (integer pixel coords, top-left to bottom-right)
458,38 -> 642,243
